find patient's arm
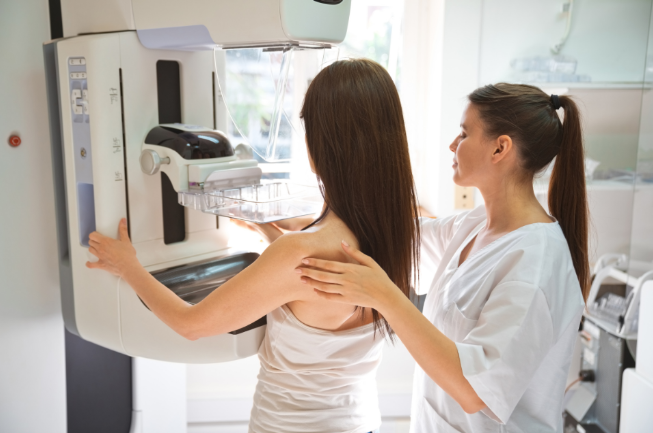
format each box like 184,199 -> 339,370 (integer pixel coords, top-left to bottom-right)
230,218 -> 284,243
230,215 -> 316,244
86,219 -> 310,340
177,234 -> 311,338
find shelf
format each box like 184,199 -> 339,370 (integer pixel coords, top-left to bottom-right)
520,82 -> 652,90
533,179 -> 653,195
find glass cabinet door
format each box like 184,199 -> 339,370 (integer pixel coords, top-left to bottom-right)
629,3 -> 653,277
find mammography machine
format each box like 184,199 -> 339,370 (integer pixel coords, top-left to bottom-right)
44,0 -> 351,364
564,255 -> 653,433
619,281 -> 653,432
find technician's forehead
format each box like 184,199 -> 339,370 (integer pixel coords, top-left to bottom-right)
460,102 -> 479,129
460,102 -> 475,128
459,103 -> 467,126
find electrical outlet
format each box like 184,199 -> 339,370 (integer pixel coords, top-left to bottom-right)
454,186 -> 475,210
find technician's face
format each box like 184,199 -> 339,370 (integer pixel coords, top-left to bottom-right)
449,103 -> 491,187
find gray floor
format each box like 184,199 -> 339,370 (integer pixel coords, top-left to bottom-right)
188,418 -> 411,433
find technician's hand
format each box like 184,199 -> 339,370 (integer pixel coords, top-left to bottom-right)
86,219 -> 140,278
296,241 -> 401,312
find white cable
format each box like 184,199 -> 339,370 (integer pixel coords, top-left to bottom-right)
212,48 -> 258,154
214,47 -> 312,163
551,0 -> 574,54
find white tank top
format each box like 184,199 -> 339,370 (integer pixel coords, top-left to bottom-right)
249,305 -> 385,433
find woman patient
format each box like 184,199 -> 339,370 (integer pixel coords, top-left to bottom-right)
86,58 -> 419,433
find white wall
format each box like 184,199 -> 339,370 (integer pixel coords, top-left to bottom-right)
401,0 -> 484,217
479,0 -> 652,85
437,0 -> 484,216
400,0 -> 445,215
0,1 -> 67,432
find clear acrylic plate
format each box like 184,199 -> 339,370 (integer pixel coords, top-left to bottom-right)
178,180 -> 323,223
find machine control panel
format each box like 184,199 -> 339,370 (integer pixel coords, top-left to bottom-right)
69,58 -> 89,119
67,57 -> 96,247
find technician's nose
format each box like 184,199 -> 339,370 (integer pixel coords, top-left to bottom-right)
449,136 -> 459,152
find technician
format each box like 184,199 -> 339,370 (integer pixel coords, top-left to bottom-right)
296,83 -> 588,432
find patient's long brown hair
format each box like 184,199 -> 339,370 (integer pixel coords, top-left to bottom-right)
300,58 -> 420,337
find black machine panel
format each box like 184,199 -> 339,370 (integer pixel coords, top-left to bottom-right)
145,126 -> 234,160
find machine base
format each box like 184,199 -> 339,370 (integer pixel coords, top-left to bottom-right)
65,330 -> 132,433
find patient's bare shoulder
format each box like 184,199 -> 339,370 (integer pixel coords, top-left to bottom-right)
277,226 -> 357,264
253,231 -> 316,268
250,222 -> 356,286
256,231 -> 319,266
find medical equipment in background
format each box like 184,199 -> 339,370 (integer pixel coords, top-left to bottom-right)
509,0 -> 591,83
45,0 -> 350,364
619,281 -> 653,432
563,254 -> 653,433
551,0 -> 574,54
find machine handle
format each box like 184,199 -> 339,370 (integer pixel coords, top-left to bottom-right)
139,149 -> 170,175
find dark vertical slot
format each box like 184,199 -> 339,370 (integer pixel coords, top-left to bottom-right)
48,0 -> 63,40
157,61 -> 186,244
44,43 -> 69,262
212,71 -> 220,230
161,172 -> 186,244
119,69 -> 131,238
65,330 -> 132,433
212,71 -> 217,130
156,61 -> 182,124
77,183 -> 96,246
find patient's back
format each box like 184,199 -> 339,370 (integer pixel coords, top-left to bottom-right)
250,213 -> 385,433
250,303 -> 384,432
282,213 -> 375,331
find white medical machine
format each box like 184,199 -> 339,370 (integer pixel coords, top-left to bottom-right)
564,255 -> 653,433
44,0 -> 351,363
619,281 -> 653,432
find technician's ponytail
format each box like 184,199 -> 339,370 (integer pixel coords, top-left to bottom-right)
548,97 -> 590,300
469,84 -> 590,301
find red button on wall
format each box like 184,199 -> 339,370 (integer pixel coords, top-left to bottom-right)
8,135 -> 21,147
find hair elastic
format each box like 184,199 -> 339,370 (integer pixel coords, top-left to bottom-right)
550,94 -> 561,110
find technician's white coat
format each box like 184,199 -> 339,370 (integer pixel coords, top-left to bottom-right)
411,206 -> 584,433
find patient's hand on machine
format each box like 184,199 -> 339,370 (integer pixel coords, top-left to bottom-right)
86,219 -> 139,278
85,214 -> 370,341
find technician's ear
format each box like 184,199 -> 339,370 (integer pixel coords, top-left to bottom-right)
491,135 -> 513,164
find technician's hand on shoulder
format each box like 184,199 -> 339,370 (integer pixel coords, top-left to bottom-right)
86,218 -> 140,278
297,240 -> 401,311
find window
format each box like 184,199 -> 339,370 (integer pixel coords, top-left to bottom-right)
217,0 -> 404,183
